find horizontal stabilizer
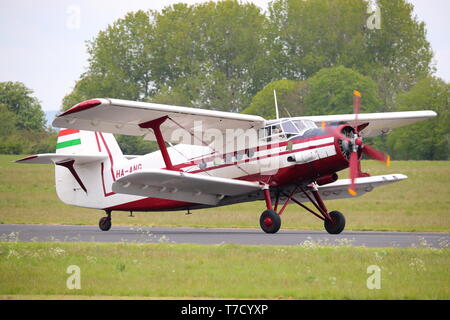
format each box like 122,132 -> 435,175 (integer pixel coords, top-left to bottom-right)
15,153 -> 107,165
112,169 -> 261,205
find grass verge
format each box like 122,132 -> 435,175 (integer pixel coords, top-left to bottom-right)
0,241 -> 448,299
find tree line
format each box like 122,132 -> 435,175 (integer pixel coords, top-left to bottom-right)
1,0 -> 448,159
0,82 -> 56,154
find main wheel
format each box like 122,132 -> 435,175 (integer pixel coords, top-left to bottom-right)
99,216 -> 112,231
259,209 -> 281,234
324,211 -> 345,234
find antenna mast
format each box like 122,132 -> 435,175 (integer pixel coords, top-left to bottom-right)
273,89 -> 280,119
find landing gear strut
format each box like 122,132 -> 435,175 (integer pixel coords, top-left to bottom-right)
99,210 -> 112,231
259,186 -> 282,234
259,184 -> 346,235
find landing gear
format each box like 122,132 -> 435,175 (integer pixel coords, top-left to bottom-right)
259,186 -> 283,234
324,211 -> 346,234
259,184 -> 346,235
99,210 -> 112,231
260,210 -> 281,234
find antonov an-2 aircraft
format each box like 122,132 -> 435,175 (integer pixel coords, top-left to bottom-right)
16,91 -> 436,234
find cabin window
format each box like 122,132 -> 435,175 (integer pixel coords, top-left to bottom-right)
224,153 -> 233,164
214,157 -> 223,166
258,128 -> 265,140
270,124 -> 285,140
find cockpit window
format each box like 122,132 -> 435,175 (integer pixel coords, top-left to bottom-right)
293,120 -> 317,135
260,119 -> 318,142
281,120 -> 299,135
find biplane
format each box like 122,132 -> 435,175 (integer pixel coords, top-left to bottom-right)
16,91 -> 436,234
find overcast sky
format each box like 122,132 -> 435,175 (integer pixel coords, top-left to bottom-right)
1,0 -> 449,111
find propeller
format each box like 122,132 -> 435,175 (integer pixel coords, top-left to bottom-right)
322,90 -> 391,196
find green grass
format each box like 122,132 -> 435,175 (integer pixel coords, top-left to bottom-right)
0,154 -> 449,232
0,241 -> 448,299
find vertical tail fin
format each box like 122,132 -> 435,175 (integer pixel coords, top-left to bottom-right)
55,130 -> 124,208
56,129 -> 123,158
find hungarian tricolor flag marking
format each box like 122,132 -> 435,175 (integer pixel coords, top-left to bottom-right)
57,129 -> 81,149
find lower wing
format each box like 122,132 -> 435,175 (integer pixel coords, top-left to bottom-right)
112,169 -> 262,205
294,174 -> 407,202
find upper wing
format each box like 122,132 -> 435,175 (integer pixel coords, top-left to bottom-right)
112,169 -> 262,205
52,98 -> 266,144
296,111 -> 437,137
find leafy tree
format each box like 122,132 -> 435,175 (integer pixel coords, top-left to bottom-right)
64,2 -> 269,113
149,85 -> 193,107
0,82 -> 57,155
61,2 -> 269,154
266,0 -> 433,110
0,104 -> 18,136
364,0 -> 434,110
62,10 -> 155,111
86,10 -> 155,100
0,81 -> 46,131
266,0 -> 368,80
143,1 -> 270,111
61,76 -> 96,111
243,66 -> 380,118
115,135 -> 157,155
384,77 -> 449,160
304,66 -> 381,115
242,80 -> 308,118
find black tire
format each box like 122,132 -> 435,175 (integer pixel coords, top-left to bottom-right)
259,209 -> 281,234
99,216 -> 112,231
324,211 -> 345,234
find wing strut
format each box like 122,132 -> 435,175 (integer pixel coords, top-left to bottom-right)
139,116 -> 174,170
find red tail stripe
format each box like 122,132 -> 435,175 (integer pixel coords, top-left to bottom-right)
58,129 -> 80,137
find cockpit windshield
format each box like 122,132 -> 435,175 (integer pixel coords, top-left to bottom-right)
293,119 -> 317,135
281,120 -> 299,135
260,119 -> 318,142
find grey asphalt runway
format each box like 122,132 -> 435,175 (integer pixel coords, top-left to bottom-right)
0,224 -> 448,248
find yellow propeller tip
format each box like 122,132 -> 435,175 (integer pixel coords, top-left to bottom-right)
386,155 -> 391,167
348,188 -> 357,196
353,90 -> 361,97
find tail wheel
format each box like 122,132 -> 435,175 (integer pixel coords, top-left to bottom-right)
99,216 -> 112,231
324,211 -> 345,234
259,210 -> 281,234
